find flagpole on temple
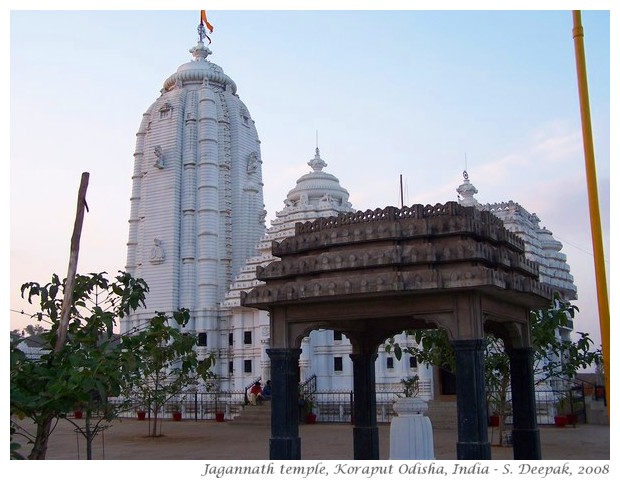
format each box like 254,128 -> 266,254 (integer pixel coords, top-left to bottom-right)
571,10 -> 609,419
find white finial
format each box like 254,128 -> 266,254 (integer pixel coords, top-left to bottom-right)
308,145 -> 327,172
190,40 -> 212,61
457,167 -> 479,207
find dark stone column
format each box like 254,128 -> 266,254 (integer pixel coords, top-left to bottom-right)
451,339 -> 491,459
267,348 -> 301,459
349,353 -> 379,459
508,347 -> 541,459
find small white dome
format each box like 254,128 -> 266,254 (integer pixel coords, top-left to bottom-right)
285,148 -> 351,209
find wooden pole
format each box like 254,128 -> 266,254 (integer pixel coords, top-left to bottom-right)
54,172 -> 90,352
571,11 -> 609,418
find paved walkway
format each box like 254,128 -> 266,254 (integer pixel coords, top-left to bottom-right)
13,417 -> 609,460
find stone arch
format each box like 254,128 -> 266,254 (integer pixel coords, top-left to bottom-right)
484,317 -> 529,350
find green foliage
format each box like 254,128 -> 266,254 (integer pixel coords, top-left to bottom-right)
121,308 -> 216,437
10,271 -> 215,458
10,421 -> 26,460
530,295 -> 601,383
11,271 -> 150,459
400,375 -> 420,398
11,324 -> 47,338
385,329 -> 455,372
384,294 -> 602,445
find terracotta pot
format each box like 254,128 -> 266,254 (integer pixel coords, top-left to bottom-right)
73,410 -> 83,419
172,411 -> 182,421
137,411 -> 147,421
215,412 -> 225,422
554,415 -> 568,427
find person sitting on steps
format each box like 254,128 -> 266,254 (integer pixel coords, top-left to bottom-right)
248,381 -> 263,405
262,380 -> 272,400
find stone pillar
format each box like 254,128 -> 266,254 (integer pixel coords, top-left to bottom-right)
451,339 -> 491,459
267,348 -> 301,459
350,353 -> 379,459
508,347 -> 541,459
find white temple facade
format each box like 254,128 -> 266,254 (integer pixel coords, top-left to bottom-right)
123,29 -> 576,398
457,171 -> 576,349
122,37 -> 266,358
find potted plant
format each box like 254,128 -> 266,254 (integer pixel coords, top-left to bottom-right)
553,395 -> 571,427
171,405 -> 182,421
400,375 -> 420,398
566,413 -> 578,425
489,413 -> 501,427
73,403 -> 84,419
304,396 -> 317,424
214,395 -> 225,422
390,375 -> 434,459
135,399 -> 148,420
393,375 -> 426,416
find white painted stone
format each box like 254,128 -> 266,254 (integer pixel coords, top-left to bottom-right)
389,397 -> 435,460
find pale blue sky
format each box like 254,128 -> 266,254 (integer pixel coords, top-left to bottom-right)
8,5 -> 613,353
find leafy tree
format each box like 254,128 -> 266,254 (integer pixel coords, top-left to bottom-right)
11,272 -> 149,459
122,309 -> 216,437
484,334 -> 512,445
11,324 -> 48,338
10,271 -> 215,459
530,296 -> 601,383
385,295 -> 602,445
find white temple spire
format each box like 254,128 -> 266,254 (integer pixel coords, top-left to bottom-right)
456,169 -> 479,207
308,146 -> 327,172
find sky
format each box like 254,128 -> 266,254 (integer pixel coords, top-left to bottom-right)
7,3 -> 614,357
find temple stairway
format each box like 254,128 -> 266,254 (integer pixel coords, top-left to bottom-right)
232,401 -> 272,425
425,397 -> 458,429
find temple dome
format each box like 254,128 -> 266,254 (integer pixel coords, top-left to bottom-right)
162,40 -> 237,93
285,148 -> 351,209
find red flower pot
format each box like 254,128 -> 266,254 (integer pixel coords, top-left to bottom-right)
306,413 -> 317,424
215,412 -> 225,422
137,411 -> 147,421
554,415 -> 568,427
172,411 -> 182,421
489,415 -> 500,427
73,410 -> 83,419
566,413 -> 578,425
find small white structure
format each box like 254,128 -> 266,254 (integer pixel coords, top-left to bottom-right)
389,397 -> 435,460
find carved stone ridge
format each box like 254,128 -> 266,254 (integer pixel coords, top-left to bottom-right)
274,202 -> 525,257
258,236 -> 539,282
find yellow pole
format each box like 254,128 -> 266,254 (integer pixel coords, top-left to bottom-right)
571,11 -> 610,419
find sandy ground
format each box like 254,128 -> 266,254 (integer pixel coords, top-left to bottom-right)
11,416 -> 609,461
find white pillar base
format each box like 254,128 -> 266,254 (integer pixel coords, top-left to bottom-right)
389,397 -> 435,460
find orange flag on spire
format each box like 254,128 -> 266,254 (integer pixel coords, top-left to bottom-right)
201,10 -> 214,33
